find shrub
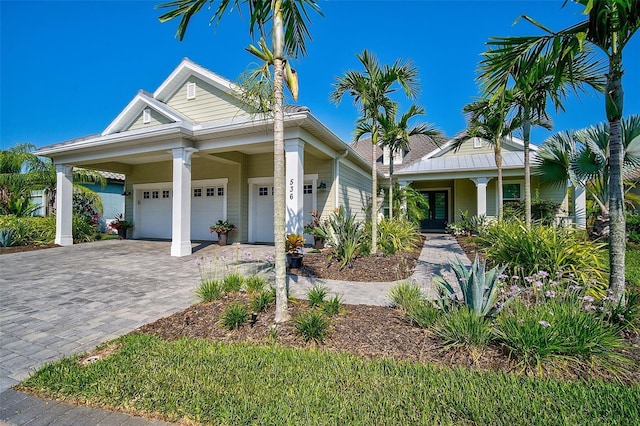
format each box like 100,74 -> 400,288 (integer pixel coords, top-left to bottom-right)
598,289 -> 640,331
73,214 -> 97,242
295,311 -> 330,343
321,295 -> 342,316
375,217 -> 421,255
221,303 -> 249,330
0,215 -> 55,245
433,256 -> 507,318
388,282 -> 424,309
494,298 -> 631,376
476,220 -> 607,292
222,273 -> 245,293
405,301 -> 441,328
195,279 -> 224,302
323,206 -> 364,269
251,288 -> 276,312
0,228 -> 16,247
245,274 -> 268,293
307,284 -> 328,308
433,306 -> 493,349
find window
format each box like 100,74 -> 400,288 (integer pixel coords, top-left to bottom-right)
152,191 -> 159,199
259,186 -> 269,196
143,191 -> 150,199
206,187 -> 215,197
217,187 -> 225,196
303,184 -> 313,195
143,108 -> 151,124
193,188 -> 202,197
503,183 -> 521,200
162,190 -> 170,199
473,138 -> 483,148
186,82 -> 196,100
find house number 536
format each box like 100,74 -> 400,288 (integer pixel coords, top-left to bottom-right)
289,179 -> 295,200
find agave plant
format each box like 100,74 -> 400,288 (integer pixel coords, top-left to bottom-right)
434,255 -> 507,318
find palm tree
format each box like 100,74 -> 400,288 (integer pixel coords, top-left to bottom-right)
453,96 -> 522,219
479,47 -> 605,228
481,0 -> 639,303
157,0 -> 322,323
330,50 -> 420,252
534,115 -> 640,235
355,104 -> 440,219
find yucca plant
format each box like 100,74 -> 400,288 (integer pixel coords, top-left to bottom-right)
434,256 -> 506,318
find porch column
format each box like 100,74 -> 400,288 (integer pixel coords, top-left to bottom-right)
171,147 -> 198,257
54,164 -> 73,246
472,177 -> 490,217
574,184 -> 586,229
285,138 -> 304,234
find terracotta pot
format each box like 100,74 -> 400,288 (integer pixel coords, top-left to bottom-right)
217,233 -> 228,246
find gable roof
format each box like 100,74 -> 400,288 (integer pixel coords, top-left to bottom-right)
424,133 -> 537,160
153,57 -> 236,102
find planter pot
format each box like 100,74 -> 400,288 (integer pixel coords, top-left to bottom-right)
286,254 -> 303,268
217,233 -> 228,246
313,238 -> 325,250
117,228 -> 127,239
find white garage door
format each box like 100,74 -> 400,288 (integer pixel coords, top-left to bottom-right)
135,179 -> 227,241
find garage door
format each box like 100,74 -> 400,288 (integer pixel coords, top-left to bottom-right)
135,179 -> 227,241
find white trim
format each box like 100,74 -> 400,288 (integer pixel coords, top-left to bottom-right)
153,58 -> 237,102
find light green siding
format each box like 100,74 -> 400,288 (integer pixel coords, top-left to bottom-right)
166,76 -> 247,123
247,153 -> 273,178
305,153 -> 333,218
127,109 -> 173,131
441,138 -> 522,157
454,179 -> 477,221
337,161 -> 371,221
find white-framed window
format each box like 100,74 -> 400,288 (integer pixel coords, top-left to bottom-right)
152,191 -> 159,199
206,187 -> 216,197
382,146 -> 403,165
186,82 -> 196,100
143,191 -> 150,199
473,137 -> 483,148
162,190 -> 170,199
303,184 -> 313,195
193,188 -> 202,197
143,108 -> 151,124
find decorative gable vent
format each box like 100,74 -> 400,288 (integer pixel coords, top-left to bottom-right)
143,108 -> 151,124
383,146 -> 403,165
473,137 -> 483,148
186,82 -> 196,100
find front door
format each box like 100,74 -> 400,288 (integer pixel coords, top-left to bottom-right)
420,191 -> 448,231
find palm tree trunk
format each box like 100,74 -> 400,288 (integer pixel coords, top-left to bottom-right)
272,2 -> 289,323
522,117 -> 532,228
371,127 -> 378,254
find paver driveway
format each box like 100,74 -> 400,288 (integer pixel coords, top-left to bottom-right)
0,240 -> 208,392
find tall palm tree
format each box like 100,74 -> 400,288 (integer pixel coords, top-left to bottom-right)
157,0 -> 322,323
453,96 -> 522,219
479,47 -> 605,228
355,104 -> 440,219
330,50 -> 420,252
534,114 -> 640,234
481,0 -> 639,303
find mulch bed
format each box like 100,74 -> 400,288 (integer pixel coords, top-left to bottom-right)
0,243 -> 60,255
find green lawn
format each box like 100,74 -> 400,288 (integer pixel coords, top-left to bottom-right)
627,246 -> 640,288
21,334 -> 639,426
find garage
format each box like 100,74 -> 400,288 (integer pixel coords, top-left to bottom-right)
134,179 -> 227,241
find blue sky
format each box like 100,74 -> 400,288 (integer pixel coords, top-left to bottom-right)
1,0 -> 639,150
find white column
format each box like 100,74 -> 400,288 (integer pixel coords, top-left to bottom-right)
285,138 -> 304,235
55,165 -> 74,246
171,147 -> 197,257
574,184 -> 586,229
472,177 -> 490,217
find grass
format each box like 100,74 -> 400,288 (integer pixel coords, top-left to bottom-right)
21,334 -> 639,425
626,246 -> 640,288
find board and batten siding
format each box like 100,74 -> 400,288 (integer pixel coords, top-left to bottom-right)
337,160 -> 371,222
127,109 -> 173,131
165,76 -> 246,124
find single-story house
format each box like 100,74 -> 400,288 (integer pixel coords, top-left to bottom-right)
36,58 -> 373,256
351,133 -> 584,230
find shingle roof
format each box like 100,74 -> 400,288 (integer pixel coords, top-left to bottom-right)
349,133 -> 445,174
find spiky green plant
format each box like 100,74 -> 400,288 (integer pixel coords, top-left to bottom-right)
321,295 -> 342,316
434,255 -> 506,318
388,282 -> 424,309
221,303 -> 249,330
245,274 -> 268,293
295,311 -> 329,343
223,273 -> 245,293
433,306 -> 493,349
307,284 -> 328,308
195,279 -> 224,303
405,301 -> 441,329
251,288 -> 276,313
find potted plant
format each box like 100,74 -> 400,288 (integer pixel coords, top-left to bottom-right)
209,219 -> 236,246
285,233 -> 305,268
303,209 -> 328,249
109,213 -> 133,239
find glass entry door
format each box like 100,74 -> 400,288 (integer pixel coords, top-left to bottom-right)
420,191 -> 448,231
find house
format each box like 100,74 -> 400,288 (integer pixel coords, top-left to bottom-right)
35,58 -> 373,256
351,133 -> 580,230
